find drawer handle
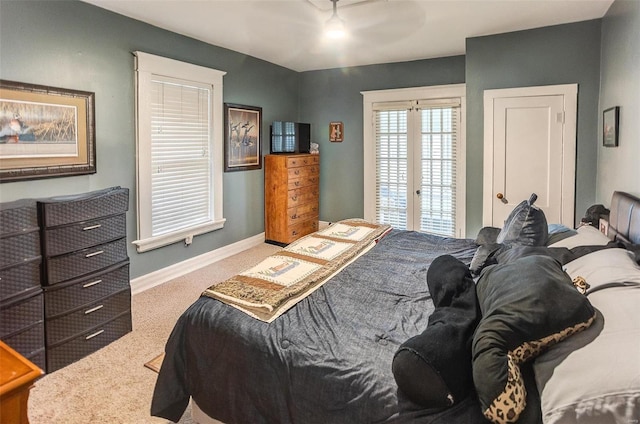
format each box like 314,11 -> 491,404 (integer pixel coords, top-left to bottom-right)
294,170 -> 300,175
292,230 -> 298,236
82,224 -> 102,231
291,196 -> 298,201
85,329 -> 104,340
85,250 -> 104,258
85,305 -> 104,315
290,214 -> 298,219
294,181 -> 300,186
83,279 -> 102,288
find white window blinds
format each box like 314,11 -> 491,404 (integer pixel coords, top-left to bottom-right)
374,104 -> 410,229
150,77 -> 211,236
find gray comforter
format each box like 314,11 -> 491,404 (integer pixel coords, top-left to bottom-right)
151,230 -> 488,423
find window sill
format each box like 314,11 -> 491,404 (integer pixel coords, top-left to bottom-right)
133,218 -> 226,253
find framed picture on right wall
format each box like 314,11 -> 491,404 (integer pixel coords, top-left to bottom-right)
603,106 -> 619,147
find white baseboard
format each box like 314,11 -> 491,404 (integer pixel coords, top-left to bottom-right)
131,232 -> 266,295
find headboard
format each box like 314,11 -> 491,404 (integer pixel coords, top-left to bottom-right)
608,191 -> 640,245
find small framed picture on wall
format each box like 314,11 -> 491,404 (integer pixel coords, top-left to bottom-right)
602,106 -> 619,147
329,121 -> 344,142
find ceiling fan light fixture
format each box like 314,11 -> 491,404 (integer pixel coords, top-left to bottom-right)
325,0 -> 346,39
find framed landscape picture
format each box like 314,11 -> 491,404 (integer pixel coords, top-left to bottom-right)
224,103 -> 262,172
0,80 -> 96,182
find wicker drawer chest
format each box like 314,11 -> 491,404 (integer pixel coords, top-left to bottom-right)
38,186 -> 131,372
265,154 -> 319,245
0,199 -> 46,372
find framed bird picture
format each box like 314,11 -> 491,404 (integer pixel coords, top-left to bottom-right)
224,103 -> 262,172
0,79 -> 96,182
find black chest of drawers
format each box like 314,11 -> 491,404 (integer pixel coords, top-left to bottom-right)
38,186 -> 131,372
0,199 -> 46,371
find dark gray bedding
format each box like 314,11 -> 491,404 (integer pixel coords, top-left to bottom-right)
151,229 -> 488,423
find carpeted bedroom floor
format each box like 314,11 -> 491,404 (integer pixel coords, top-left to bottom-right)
27,242 -> 280,424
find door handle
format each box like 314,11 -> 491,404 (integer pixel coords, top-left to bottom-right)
496,193 -> 508,204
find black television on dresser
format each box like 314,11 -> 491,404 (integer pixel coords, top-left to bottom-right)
270,121 -> 311,154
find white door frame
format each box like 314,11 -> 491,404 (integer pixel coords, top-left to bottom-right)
362,84 -> 466,236
483,84 -> 577,227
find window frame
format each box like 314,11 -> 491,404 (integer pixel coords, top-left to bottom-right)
362,84 -> 466,237
133,51 -> 226,253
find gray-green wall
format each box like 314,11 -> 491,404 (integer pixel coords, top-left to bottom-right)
597,0 -> 640,202
298,57 -> 466,222
0,0 -> 299,278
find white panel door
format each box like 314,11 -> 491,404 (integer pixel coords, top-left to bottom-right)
484,85 -> 577,227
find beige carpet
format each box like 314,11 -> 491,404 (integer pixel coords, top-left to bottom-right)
27,242 -> 280,424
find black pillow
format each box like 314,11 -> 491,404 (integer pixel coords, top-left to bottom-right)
497,194 -> 548,246
472,255 -> 595,423
392,255 -> 480,408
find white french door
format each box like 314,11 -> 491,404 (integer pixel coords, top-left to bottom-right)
363,85 -> 466,237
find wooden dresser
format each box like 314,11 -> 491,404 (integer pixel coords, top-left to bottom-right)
265,154 -> 319,245
0,340 -> 43,424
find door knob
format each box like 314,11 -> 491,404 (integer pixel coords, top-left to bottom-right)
496,193 -> 503,199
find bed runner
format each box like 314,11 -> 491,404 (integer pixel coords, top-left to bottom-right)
202,219 -> 391,322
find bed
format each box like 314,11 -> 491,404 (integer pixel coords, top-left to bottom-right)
151,192 -> 640,424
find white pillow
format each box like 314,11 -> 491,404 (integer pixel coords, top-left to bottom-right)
547,225 -> 610,249
535,247 -> 640,423
534,286 -> 640,424
563,248 -> 640,290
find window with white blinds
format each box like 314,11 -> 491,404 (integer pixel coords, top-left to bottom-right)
150,78 -> 211,236
363,85 -> 465,238
133,52 -> 226,253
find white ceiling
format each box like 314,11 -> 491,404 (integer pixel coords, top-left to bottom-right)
82,0 -> 614,72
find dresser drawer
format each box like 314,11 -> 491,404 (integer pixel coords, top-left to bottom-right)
286,155 -> 319,168
1,321 -> 45,361
0,257 -> 42,303
284,219 -> 319,244
286,186 -> 319,208
42,214 -> 126,257
47,311 -> 132,372
288,174 -> 319,190
44,261 -> 129,317
0,198 -> 38,236
38,186 -> 128,228
287,203 -> 319,226
46,289 -> 130,346
44,238 -> 128,285
287,165 -> 319,180
0,290 -> 43,337
0,230 -> 40,269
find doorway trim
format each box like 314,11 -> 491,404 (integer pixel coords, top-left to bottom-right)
483,84 -> 578,227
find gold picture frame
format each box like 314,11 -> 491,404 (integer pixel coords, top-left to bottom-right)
0,80 -> 96,182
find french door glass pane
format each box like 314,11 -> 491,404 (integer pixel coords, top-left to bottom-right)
420,107 -> 456,236
375,110 -> 408,229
